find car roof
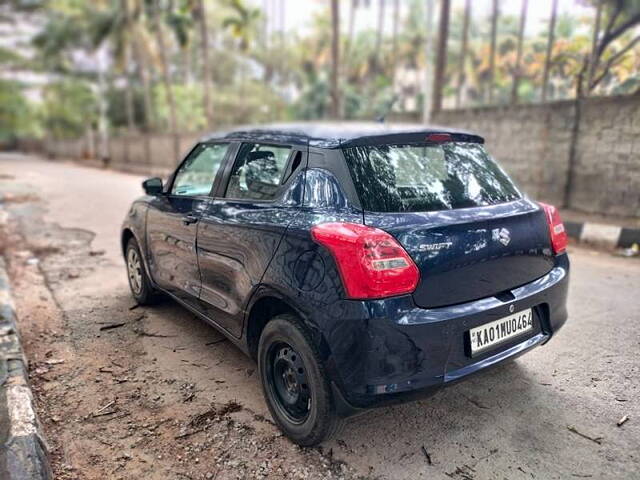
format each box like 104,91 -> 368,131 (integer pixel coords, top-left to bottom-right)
201,122 -> 484,149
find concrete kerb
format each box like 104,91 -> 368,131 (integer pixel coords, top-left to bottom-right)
564,220 -> 640,250
0,220 -> 52,480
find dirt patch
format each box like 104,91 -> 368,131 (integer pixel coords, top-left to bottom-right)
1,192 -> 40,204
1,191 -> 367,480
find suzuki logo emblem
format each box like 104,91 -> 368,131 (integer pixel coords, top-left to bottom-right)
509,304 -> 515,313
492,228 -> 511,246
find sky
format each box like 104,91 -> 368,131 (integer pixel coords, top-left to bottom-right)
256,0 -> 596,36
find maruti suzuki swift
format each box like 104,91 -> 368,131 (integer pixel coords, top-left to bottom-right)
121,123 -> 569,446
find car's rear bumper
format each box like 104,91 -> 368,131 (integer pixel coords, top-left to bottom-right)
322,254 -> 570,414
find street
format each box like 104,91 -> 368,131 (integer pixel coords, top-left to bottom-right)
1,153 -> 638,480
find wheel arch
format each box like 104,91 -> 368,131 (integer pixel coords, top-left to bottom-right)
244,287 -> 328,362
121,228 -> 135,256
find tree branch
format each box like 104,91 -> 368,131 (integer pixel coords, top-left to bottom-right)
590,34 -> 640,90
596,10 -> 640,59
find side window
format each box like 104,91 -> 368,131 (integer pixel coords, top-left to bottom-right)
171,143 -> 229,196
225,143 -> 292,201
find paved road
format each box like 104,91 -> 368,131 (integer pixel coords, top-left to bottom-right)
1,153 -> 639,479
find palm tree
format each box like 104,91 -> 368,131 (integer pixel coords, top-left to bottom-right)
510,0 -> 528,104
345,0 -> 359,60
222,0 -> 261,110
541,0 -> 559,101
487,0 -> 499,103
191,0 -> 214,127
149,0 -> 180,162
392,0 -> 400,72
222,0 -> 261,53
374,0 -> 385,73
432,0 -> 450,114
455,0 -> 471,108
330,0 -> 341,118
422,0 -> 435,122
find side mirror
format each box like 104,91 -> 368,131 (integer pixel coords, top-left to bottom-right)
142,177 -> 163,195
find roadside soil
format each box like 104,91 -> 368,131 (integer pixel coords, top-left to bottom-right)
1,154 -> 639,480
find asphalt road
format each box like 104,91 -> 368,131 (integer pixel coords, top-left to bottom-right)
1,153 -> 639,480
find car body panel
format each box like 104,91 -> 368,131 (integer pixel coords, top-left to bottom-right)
145,195 -> 209,305
365,199 -> 556,308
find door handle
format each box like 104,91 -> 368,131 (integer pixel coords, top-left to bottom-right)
182,214 -> 199,225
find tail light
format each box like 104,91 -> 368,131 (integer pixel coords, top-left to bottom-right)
539,202 -> 568,254
311,222 -> 420,299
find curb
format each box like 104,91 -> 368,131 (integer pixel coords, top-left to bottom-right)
0,256 -> 52,480
565,220 -> 640,249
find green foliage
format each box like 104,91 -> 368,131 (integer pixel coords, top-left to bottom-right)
42,79 -> 97,139
0,80 -> 37,143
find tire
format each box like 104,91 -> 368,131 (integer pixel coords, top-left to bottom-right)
125,237 -> 157,305
258,314 -> 344,446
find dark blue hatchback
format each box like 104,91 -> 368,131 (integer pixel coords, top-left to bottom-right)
121,123 -> 569,446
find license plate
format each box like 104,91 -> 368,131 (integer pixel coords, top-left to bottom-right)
469,308 -> 534,356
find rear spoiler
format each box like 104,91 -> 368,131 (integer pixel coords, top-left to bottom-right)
339,131 -> 484,148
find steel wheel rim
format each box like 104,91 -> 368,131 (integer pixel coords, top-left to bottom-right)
266,342 -> 311,424
127,248 -> 143,295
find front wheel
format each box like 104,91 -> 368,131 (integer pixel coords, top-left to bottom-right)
125,237 -> 156,305
258,314 -> 344,446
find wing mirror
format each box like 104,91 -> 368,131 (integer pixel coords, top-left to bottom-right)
142,177 -> 163,195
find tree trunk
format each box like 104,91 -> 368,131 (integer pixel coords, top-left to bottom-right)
487,0 -> 498,104
345,0 -> 357,60
330,0 -> 341,118
542,0 -> 559,102
587,0 -> 602,94
422,0 -> 435,123
375,0 -> 385,73
455,0 -> 470,108
392,0 -> 400,72
122,0 -> 135,135
152,3 -> 180,163
510,0 -> 528,104
196,0 -> 214,128
96,47 -> 110,165
431,0 -> 450,115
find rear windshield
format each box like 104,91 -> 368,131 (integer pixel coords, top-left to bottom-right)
343,142 -> 521,213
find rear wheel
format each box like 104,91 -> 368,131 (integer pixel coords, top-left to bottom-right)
258,314 -> 344,446
125,237 -> 156,305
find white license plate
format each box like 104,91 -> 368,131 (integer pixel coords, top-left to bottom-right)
469,308 -> 534,356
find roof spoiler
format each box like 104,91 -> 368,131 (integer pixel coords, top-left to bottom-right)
339,131 -> 484,148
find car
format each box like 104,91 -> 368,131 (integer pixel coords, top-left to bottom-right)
121,123 -> 570,446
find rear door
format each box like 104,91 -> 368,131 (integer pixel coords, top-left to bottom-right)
146,142 -> 230,304
343,141 -> 555,308
196,142 -> 306,337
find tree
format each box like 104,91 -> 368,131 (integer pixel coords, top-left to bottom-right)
374,0 -> 386,73
585,0 -> 640,93
191,0 -> 214,127
330,0 -> 341,118
423,0 -> 435,122
149,0 -> 180,162
487,0 -> 499,103
455,0 -> 471,108
0,80 -> 35,143
542,0 -> 559,101
392,0 -> 400,71
345,0 -> 359,60
511,0 -> 528,103
432,0 -> 450,114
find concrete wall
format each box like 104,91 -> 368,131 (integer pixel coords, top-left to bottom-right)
434,94 -> 640,218
41,94 -> 640,218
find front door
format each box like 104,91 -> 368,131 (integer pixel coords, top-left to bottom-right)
146,142 -> 230,304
